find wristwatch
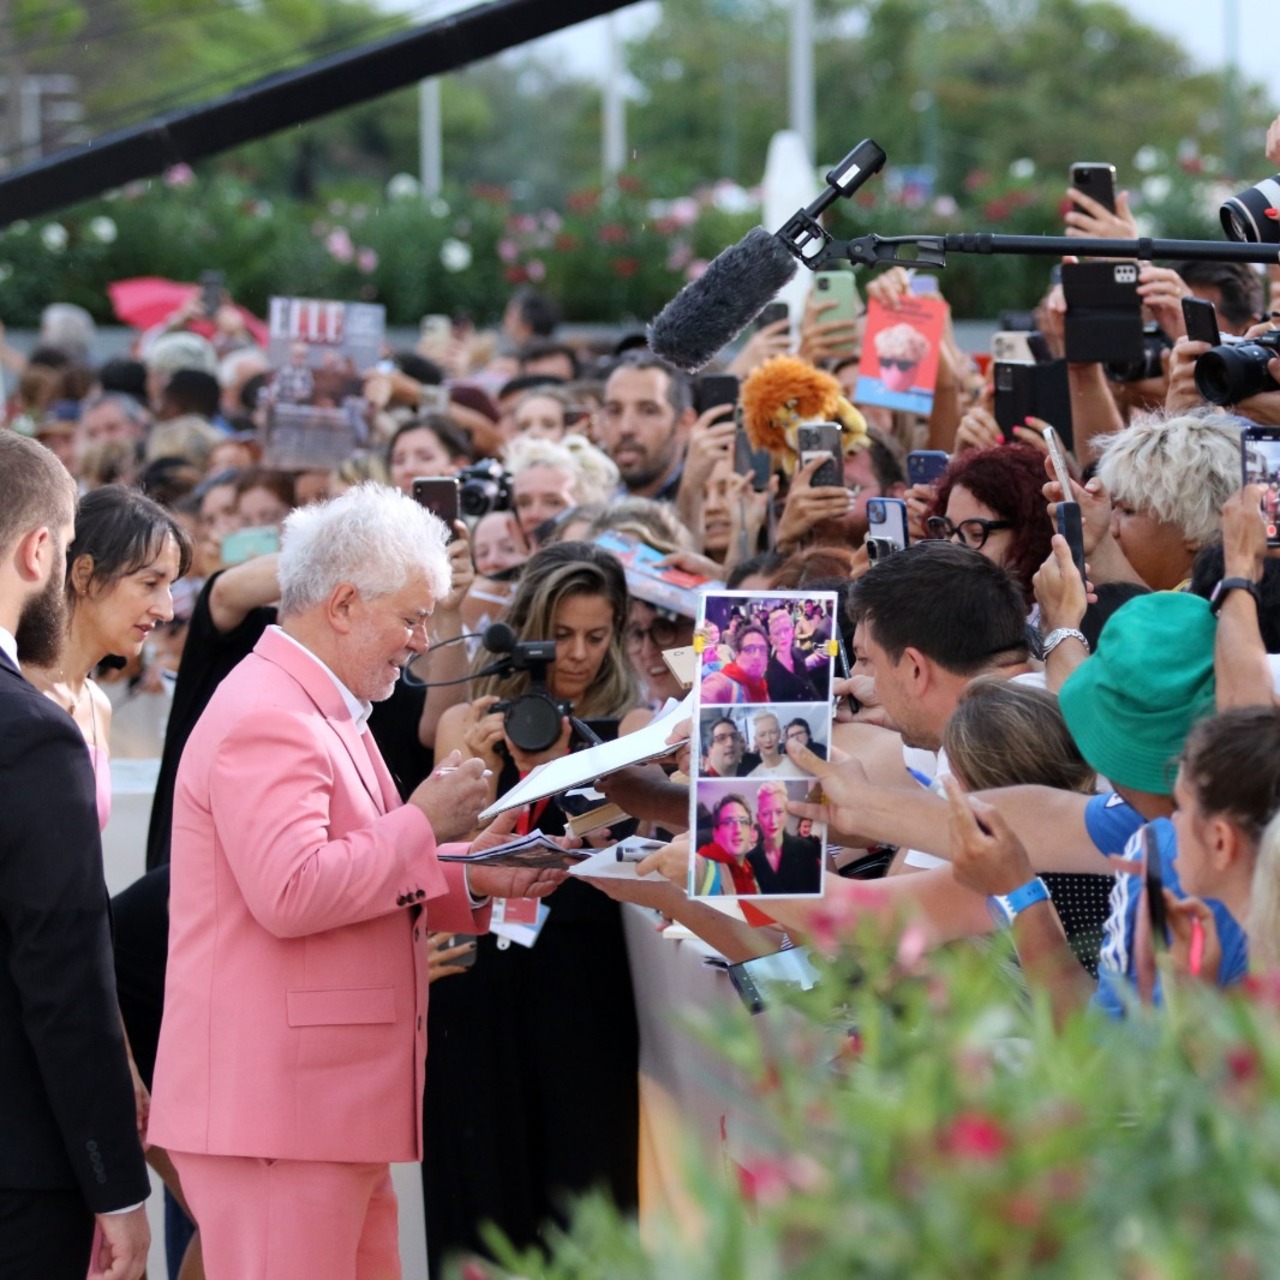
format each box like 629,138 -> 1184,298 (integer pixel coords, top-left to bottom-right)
987,876 -> 1051,928
1041,627 -> 1089,657
1209,577 -> 1262,617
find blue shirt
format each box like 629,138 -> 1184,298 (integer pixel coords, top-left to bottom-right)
1092,817 -> 1249,1017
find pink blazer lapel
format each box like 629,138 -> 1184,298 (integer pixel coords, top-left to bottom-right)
253,627 -> 388,814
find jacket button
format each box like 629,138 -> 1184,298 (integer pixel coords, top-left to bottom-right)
396,894 -> 407,907
415,888 -> 426,901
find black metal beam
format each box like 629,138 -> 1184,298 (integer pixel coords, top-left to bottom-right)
0,0 -> 635,227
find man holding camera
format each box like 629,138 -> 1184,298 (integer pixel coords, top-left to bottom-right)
148,484 -> 563,1280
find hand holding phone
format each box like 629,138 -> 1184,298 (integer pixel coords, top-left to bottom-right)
795,422 -> 843,489
1043,426 -> 1086,581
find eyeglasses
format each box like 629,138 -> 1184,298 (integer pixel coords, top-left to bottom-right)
926,515 -> 1014,550
624,615 -> 681,650
739,643 -> 769,657
710,730 -> 741,745
716,815 -> 754,829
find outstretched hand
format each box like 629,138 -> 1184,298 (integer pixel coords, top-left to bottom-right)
943,777 -> 1035,898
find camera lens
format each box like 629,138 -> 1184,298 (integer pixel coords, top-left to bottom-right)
1195,343 -> 1278,406
503,691 -> 563,754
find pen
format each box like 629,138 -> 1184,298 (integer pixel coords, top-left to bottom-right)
615,849 -> 650,862
434,767 -> 494,778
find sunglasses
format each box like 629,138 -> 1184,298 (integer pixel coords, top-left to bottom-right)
879,357 -> 918,371
926,515 -> 1014,550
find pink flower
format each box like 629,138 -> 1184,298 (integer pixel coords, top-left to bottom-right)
599,223 -> 629,245
684,259 -> 710,283
163,163 -> 195,187
325,228 -> 354,263
497,238 -> 519,264
356,247 -> 379,274
666,242 -> 692,272
1226,1045 -> 1260,1084
526,258 -> 546,282
736,1158 -> 790,1207
940,1110 -> 1008,1162
611,257 -> 639,278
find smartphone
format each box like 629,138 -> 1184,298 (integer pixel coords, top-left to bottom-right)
796,422 -> 843,489
1143,825 -> 1168,951
812,270 -> 861,326
1241,425 -> 1280,547
443,934 -> 478,969
418,384 -> 450,415
221,525 -> 280,565
866,496 -> 908,550
1061,260 -> 1143,367
909,274 -> 940,295
725,945 -> 820,1015
412,476 -> 460,537
1182,296 -> 1221,346
907,450 -> 949,487
199,269 -> 224,316
1071,162 -> 1117,215
993,360 -> 1074,451
694,373 -> 740,420
865,536 -> 898,564
757,301 -> 789,329
734,428 -> 772,492
990,330 -> 1036,364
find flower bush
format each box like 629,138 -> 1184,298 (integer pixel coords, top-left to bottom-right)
454,931 -> 1280,1279
0,153 -> 1231,330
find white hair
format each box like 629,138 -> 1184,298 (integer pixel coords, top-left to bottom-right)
504,431 -> 619,505
40,303 -> 96,361
278,482 -> 450,616
1095,409 -> 1244,549
1248,810 -> 1280,974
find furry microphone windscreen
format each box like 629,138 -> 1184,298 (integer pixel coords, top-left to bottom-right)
647,226 -> 799,373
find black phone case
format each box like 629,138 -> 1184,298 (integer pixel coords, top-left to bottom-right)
1056,502 -> 1087,582
1061,261 -> 1143,365
993,360 -> 1074,452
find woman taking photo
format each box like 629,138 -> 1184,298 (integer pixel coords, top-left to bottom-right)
426,541 -> 642,1277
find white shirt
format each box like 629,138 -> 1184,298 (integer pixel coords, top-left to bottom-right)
0,625 -> 18,670
271,625 -> 373,732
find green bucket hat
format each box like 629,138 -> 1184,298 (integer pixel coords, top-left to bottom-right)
1058,592 -> 1217,796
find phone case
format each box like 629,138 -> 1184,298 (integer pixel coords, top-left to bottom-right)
867,497 -> 909,549
797,423 -> 842,488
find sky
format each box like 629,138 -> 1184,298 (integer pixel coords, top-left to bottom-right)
390,0 -> 1275,95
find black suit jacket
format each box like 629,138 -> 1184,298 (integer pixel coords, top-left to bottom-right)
747,832 -> 823,895
0,654 -> 149,1212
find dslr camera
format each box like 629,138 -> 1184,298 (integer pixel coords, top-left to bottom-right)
1195,330 -> 1280,406
1104,323 -> 1173,384
457,460 -> 512,518
484,626 -> 571,754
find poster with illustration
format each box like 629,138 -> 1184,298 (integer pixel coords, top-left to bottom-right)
854,292 -> 948,415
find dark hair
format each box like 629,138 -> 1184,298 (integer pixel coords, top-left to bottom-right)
726,550 -> 784,588
929,444 -> 1053,607
97,357 -> 148,401
732,623 -> 768,654
239,371 -> 269,412
66,485 -> 193,608
606,349 -> 693,415
785,717 -> 812,738
771,545 -> 859,587
234,468 -> 296,510
848,541 -> 1027,675
519,338 -> 581,379
162,368 -> 221,420
1181,708 -> 1280,847
390,350 -> 443,386
712,793 -> 752,825
0,431 -> 77,557
137,458 -> 201,508
704,714 -> 740,753
864,427 -> 906,491
385,417 -> 474,469
26,344 -> 70,370
1172,260 -> 1264,329
510,287 -> 561,338
1189,543 -> 1280,653
498,373 -> 564,402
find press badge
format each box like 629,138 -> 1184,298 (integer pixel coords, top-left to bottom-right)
490,897 -> 549,949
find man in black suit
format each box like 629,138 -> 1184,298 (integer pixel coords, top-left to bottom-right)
0,432 -> 149,1278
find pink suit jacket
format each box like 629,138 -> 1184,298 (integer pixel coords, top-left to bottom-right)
150,626 -> 489,1164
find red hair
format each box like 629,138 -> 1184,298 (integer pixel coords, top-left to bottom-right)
929,444 -> 1052,607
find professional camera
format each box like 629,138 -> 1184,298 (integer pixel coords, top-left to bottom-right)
1220,175 -> 1280,245
1194,330 -> 1280,406
457,459 -> 512,518
1104,323 -> 1173,384
483,623 -> 572,754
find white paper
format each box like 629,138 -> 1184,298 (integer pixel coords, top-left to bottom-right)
478,694 -> 692,821
568,838 -> 667,882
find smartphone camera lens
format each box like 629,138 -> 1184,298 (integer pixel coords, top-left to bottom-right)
867,499 -> 883,520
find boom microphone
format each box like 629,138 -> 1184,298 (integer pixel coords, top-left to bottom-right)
648,227 -> 799,373
647,138 -> 887,373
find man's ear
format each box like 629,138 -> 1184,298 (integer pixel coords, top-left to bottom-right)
326,582 -> 361,635
13,526 -> 53,583
899,645 -> 931,695
676,406 -> 697,437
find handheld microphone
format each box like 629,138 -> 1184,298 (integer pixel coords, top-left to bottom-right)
648,139 -> 886,372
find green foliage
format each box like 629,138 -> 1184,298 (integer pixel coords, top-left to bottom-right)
448,936 -> 1280,1279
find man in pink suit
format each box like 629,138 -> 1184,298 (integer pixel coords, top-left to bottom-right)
149,483 -> 563,1279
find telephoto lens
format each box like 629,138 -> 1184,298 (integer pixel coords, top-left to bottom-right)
499,689 -> 569,754
1195,332 -> 1280,405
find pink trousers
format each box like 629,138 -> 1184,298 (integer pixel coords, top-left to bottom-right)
171,1150 -> 401,1280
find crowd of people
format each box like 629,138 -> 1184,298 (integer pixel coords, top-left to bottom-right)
4,117 -> 1280,1280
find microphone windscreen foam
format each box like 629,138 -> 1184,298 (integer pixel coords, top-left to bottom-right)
483,621 -> 516,653
647,226 -> 798,373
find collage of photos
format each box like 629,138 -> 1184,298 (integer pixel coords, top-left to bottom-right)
690,591 -> 837,901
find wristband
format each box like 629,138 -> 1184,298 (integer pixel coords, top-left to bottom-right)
1209,577 -> 1261,617
987,876 -> 1050,928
